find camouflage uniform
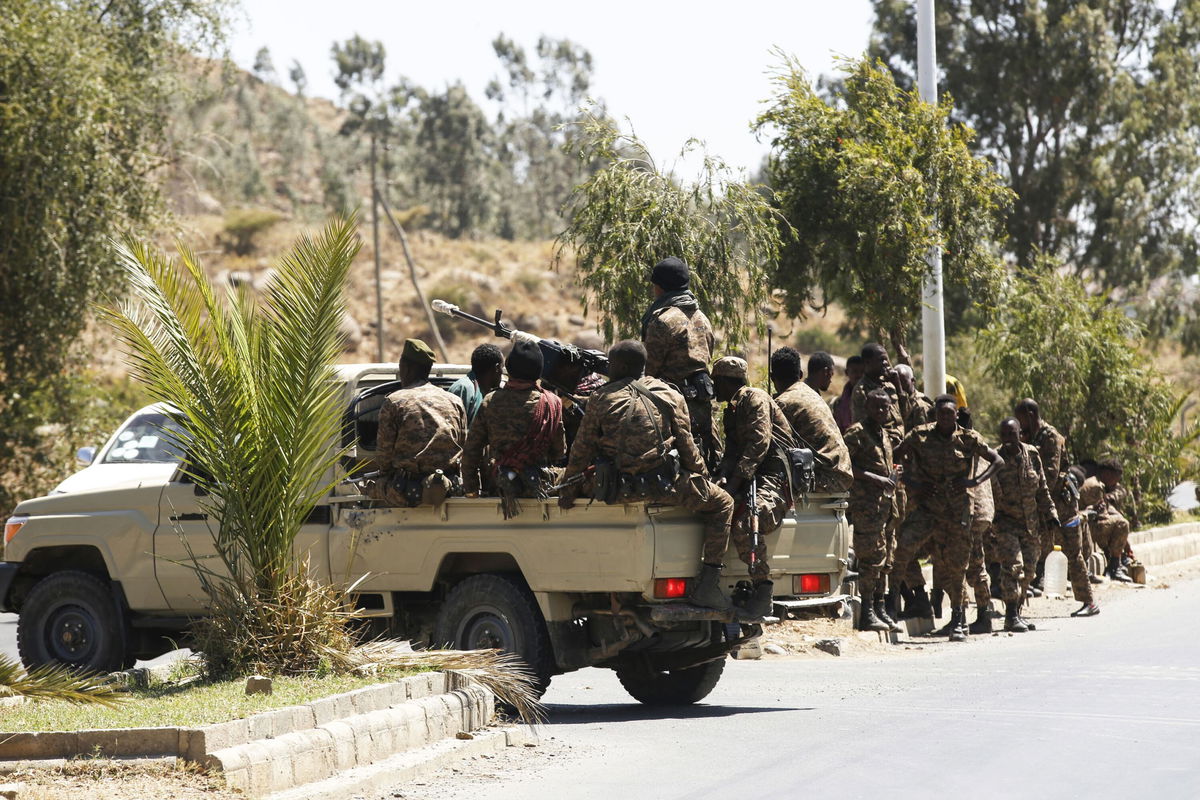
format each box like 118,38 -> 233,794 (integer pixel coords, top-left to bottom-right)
902,392 -> 934,433
718,385 -> 797,578
775,381 -> 853,493
1080,476 -> 1131,563
990,442 -> 1056,603
891,423 -> 994,609
643,302 -> 721,468
844,420 -> 896,600
850,375 -> 904,442
964,470 -> 994,606
461,385 -> 567,497
562,376 -> 733,563
371,383 -> 466,506
1030,422 -> 1093,603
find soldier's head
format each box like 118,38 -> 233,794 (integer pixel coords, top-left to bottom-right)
769,347 -> 803,394
1098,457 -> 1123,489
892,363 -> 916,395
608,340 -> 647,381
861,343 -> 890,379
398,338 -> 436,387
649,256 -> 690,299
806,351 -> 835,392
845,355 -> 865,384
505,339 -> 544,383
933,393 -> 958,435
712,356 -> 749,402
866,388 -> 892,426
1014,397 -> 1040,435
998,417 -> 1022,450
471,344 -> 504,392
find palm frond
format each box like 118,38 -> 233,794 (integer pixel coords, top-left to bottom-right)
0,655 -> 122,707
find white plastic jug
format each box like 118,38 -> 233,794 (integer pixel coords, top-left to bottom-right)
1044,544 -> 1069,598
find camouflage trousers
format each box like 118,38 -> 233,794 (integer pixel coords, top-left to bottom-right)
1043,519 -> 1093,603
891,507 -> 972,607
1091,513 -> 1131,561
888,484 -> 925,592
686,396 -> 721,474
729,473 -> 789,579
963,519 -> 993,606
993,514 -> 1040,604
680,473 -> 735,567
853,527 -> 890,600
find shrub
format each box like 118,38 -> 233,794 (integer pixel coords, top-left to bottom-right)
220,207 -> 283,255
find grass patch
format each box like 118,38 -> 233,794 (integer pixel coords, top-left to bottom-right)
0,668 -> 423,732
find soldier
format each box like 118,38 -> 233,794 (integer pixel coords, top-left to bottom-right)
844,389 -> 902,633
991,418 -> 1059,632
641,256 -> 721,470
832,355 -> 864,433
461,339 -> 566,518
557,341 -> 735,611
448,344 -> 503,425
893,395 -> 1003,641
769,347 -> 853,493
850,343 -> 904,439
1014,398 -> 1098,611
713,355 -> 798,618
372,338 -> 467,507
892,364 -> 933,433
1080,458 -> 1134,583
805,351 -> 836,394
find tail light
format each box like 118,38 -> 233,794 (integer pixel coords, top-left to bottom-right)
793,573 -> 830,595
653,578 -> 689,599
5,515 -> 28,544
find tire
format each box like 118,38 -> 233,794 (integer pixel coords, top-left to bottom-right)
17,571 -> 131,673
432,574 -> 554,694
615,657 -> 726,706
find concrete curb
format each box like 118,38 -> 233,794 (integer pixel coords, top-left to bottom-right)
1130,522 -> 1200,568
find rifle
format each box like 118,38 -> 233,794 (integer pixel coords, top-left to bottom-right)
432,300 -> 608,400
747,476 -> 760,568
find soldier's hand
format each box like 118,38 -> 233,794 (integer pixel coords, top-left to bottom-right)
1049,517 -> 1062,529
558,495 -> 576,510
871,473 -> 895,490
953,476 -> 975,490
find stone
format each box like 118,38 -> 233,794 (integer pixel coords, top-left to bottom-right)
245,675 -> 273,696
763,643 -> 787,655
568,314 -> 587,327
814,638 -> 843,656
455,731 -> 474,740
732,639 -> 763,660
0,782 -> 24,799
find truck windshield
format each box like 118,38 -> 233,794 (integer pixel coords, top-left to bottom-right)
101,412 -> 186,464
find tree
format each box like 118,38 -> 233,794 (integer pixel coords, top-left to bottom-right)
756,56 -> 1013,359
556,111 -> 786,345
979,260 -> 1197,525
869,1 -> 1200,339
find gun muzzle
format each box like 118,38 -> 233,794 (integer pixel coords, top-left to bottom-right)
431,299 -> 458,316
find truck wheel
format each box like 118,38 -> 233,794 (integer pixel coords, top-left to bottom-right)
432,574 -> 554,694
17,571 -> 131,673
615,658 -> 725,706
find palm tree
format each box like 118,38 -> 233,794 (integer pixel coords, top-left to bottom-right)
0,655 -> 120,706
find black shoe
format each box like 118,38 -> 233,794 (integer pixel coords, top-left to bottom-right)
968,606 -> 993,634
689,563 -> 732,610
1089,574 -> 1104,585
1071,602 -> 1100,617
948,607 -> 967,642
874,597 -> 902,633
1004,602 -> 1029,633
1109,564 -> 1133,583
907,587 -> 934,619
740,580 -> 774,620
859,599 -> 890,632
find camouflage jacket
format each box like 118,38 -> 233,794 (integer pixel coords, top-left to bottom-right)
968,459 -> 995,523
376,382 -> 466,475
899,422 -> 993,520
1079,476 -> 1129,522
461,386 -> 567,495
851,374 -> 905,445
719,385 -> 798,483
844,420 -> 895,530
563,376 -> 704,481
903,392 -> 934,433
991,442 -> 1054,533
643,304 -> 715,387
775,381 -> 853,492
1029,422 -> 1067,492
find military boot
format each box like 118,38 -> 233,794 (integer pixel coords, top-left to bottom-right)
885,590 -> 900,623
740,580 -> 774,620
1108,560 -> 1133,583
968,604 -> 993,634
906,587 -> 934,619
689,563 -> 731,611
1004,602 -> 1029,632
858,598 -> 890,632
931,586 -> 944,619
874,595 -> 902,633
947,607 -> 967,642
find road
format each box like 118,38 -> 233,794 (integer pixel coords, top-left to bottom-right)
385,576 -> 1200,800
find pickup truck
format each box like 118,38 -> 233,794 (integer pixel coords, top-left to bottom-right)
0,363 -> 850,704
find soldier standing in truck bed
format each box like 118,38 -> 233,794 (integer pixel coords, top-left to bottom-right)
769,346 -> 853,493
641,257 -> 721,471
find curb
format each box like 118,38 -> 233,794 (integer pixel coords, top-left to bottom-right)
1129,522 -> 1200,568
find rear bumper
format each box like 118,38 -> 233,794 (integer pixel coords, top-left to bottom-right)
0,562 -> 19,612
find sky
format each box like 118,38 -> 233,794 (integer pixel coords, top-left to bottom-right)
228,1 -> 876,175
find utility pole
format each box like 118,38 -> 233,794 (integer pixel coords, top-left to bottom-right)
370,131 -> 385,364
918,0 -> 947,400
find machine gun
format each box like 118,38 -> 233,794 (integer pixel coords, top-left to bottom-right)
431,300 -> 608,399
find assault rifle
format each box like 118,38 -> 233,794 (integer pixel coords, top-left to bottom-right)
431,300 -> 608,399
747,476 -> 760,569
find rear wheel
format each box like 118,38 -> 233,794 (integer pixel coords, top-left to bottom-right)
615,657 -> 725,706
17,571 -> 131,673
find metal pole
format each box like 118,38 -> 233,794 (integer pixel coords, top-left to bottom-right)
370,132 -> 385,364
917,0 -> 947,400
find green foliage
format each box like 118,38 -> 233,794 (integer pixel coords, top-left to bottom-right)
100,218 -> 359,675
557,111 -> 786,345
220,208 -> 284,255
0,654 -> 122,707
869,0 -> 1200,347
979,262 -> 1197,525
756,56 -> 1013,358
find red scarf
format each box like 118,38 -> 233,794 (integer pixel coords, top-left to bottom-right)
495,382 -> 563,472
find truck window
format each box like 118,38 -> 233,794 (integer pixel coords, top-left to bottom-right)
101,412 -> 186,464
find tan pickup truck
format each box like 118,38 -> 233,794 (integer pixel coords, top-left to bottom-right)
1,364 -> 850,704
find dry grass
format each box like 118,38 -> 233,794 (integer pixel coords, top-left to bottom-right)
8,759 -> 240,800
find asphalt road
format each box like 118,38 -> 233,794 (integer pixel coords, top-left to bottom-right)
387,577 -> 1200,800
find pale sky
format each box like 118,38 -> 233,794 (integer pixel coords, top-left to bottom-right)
228,1 -> 876,174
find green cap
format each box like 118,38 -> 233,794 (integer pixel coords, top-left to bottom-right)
401,338 -> 436,366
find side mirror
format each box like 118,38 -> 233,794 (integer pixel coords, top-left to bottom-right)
76,446 -> 96,466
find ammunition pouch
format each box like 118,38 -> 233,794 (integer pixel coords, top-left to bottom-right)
592,451 -> 680,505
384,469 -> 459,508
591,457 -> 620,504
496,466 -> 554,501
786,447 -> 816,495
681,370 -> 714,401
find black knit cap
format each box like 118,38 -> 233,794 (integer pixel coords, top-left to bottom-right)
650,257 -> 690,290
506,338 -> 544,381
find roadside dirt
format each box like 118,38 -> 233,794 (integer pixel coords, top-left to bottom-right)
0,758 -> 243,799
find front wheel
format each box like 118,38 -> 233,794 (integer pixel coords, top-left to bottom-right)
17,570 -> 131,673
615,657 -> 725,706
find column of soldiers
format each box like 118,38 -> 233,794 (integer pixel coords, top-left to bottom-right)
368,258 -> 1133,630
